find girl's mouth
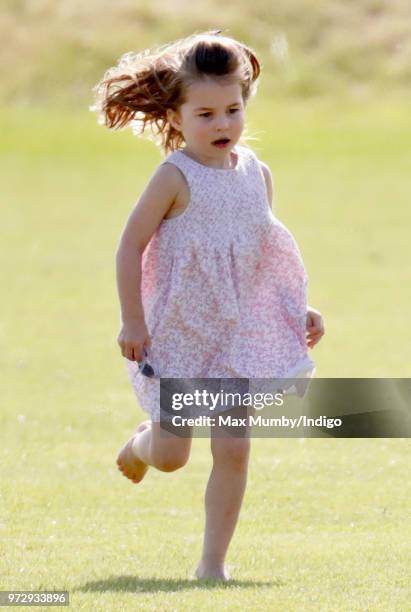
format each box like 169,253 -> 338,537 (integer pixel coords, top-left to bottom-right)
212,138 -> 231,148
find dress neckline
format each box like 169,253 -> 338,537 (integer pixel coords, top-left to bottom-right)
176,146 -> 240,171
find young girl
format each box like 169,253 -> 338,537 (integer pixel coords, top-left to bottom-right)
91,30 -> 324,581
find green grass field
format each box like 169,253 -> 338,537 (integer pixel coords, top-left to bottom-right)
1,95 -> 410,610
2,1 -> 411,106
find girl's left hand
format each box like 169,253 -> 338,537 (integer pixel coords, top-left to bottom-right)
306,306 -> 325,349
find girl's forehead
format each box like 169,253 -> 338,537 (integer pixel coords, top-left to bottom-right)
184,79 -> 243,106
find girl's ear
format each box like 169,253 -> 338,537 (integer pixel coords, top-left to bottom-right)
166,108 -> 182,132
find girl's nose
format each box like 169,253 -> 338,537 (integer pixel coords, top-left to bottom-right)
215,116 -> 230,130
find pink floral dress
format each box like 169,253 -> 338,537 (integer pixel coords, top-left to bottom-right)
125,144 -> 315,420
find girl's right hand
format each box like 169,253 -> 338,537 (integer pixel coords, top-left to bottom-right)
117,318 -> 151,362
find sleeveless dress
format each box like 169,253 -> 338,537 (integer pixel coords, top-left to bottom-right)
124,144 -> 316,421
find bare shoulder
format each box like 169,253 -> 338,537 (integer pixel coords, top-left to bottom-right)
258,161 -> 273,207
141,160 -> 187,215
151,160 -> 185,194
116,161 -> 187,254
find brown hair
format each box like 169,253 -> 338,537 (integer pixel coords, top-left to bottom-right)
90,30 -> 261,154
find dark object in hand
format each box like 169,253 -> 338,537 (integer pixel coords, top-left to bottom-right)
138,348 -> 155,378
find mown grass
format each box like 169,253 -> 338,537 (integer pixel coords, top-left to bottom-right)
1,95 -> 410,610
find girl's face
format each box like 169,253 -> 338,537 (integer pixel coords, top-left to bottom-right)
167,77 -> 245,163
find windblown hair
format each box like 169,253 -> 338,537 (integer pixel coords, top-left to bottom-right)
90,30 -> 261,154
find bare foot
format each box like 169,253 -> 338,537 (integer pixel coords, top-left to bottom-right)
116,420 -> 151,484
195,561 -> 230,581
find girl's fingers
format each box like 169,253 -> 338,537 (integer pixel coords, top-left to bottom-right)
307,335 -> 321,346
307,330 -> 324,338
125,345 -> 142,361
134,347 -> 144,362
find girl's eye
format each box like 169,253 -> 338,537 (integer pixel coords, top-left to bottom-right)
199,109 -> 239,118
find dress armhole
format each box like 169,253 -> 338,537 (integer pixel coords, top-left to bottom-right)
254,157 -> 275,213
159,160 -> 193,223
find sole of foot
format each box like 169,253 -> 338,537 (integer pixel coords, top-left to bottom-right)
116,420 -> 151,484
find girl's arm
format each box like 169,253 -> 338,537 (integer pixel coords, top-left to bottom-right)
116,163 -> 182,362
116,162 -> 181,322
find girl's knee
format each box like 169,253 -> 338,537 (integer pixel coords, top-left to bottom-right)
150,422 -> 192,472
153,451 -> 190,472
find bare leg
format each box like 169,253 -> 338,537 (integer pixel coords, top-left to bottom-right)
117,421 -> 192,483
195,433 -> 251,580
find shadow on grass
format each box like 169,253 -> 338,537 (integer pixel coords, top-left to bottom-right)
77,575 -> 281,593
